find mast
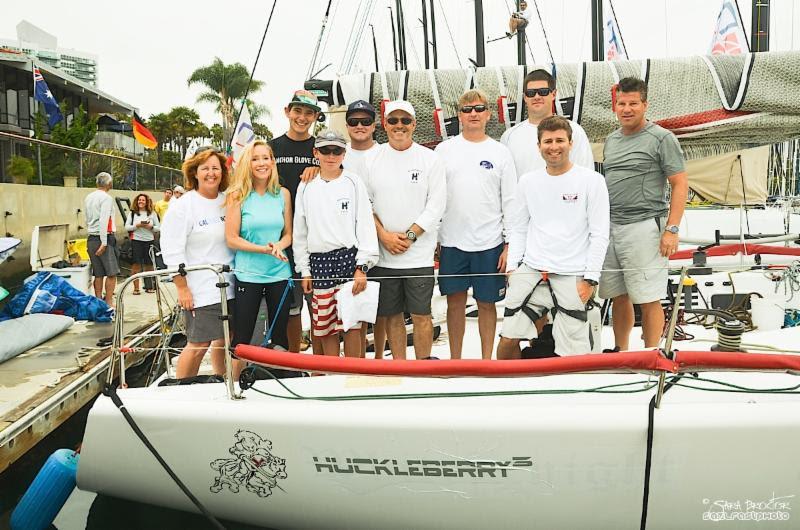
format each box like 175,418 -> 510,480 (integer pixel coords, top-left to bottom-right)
475,0 -> 486,66
590,0 -> 604,61
396,0 -> 408,69
516,0 -> 526,65
370,24 -> 380,71
429,0 -> 438,68
389,7 -> 399,70
751,0 -> 770,52
421,0 -> 430,69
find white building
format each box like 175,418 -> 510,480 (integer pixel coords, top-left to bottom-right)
0,21 -> 98,86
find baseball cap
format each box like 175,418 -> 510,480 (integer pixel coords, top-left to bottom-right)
346,99 -> 376,118
314,129 -> 348,149
384,100 -> 416,118
173,185 -> 186,194
287,90 -> 321,113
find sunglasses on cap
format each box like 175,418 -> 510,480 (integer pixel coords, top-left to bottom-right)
460,104 -> 488,114
525,87 -> 554,98
346,117 -> 375,127
195,145 -> 222,155
317,146 -> 345,156
386,116 -> 414,125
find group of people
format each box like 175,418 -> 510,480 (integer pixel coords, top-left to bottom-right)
87,69 -> 687,379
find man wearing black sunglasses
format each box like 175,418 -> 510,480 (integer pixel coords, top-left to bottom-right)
343,100 -> 380,170
434,89 -> 517,360
354,100 -> 446,361
500,69 -> 594,177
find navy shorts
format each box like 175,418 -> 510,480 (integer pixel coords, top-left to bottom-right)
438,243 -> 506,303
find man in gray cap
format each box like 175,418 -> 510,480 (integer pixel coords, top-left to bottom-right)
355,100 -> 446,361
85,172 -> 119,306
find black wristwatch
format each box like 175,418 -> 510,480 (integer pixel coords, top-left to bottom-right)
405,230 -> 417,242
584,278 -> 598,286
358,263 -> 370,273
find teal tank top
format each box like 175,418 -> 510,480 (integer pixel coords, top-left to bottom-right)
233,190 -> 292,283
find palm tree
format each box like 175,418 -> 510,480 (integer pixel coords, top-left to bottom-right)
167,106 -> 210,159
147,112 -> 172,165
188,57 -> 266,147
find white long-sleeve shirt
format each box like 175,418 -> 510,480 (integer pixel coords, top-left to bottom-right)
507,164 -> 610,282
435,134 -> 517,251
357,142 -> 447,269
500,119 -> 595,177
293,170 -> 379,277
125,211 -> 160,241
160,190 -> 234,308
84,189 -> 116,245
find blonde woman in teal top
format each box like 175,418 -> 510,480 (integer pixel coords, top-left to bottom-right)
225,140 -> 293,350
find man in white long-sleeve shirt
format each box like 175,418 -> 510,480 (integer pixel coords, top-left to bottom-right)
435,89 -> 517,360
357,100 -> 447,360
498,116 -> 609,359
500,69 -> 594,177
84,172 -> 119,306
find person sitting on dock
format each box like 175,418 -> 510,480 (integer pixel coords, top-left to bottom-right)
125,193 -> 160,295
356,100 -> 447,360
85,172 -> 120,308
161,147 -> 238,379
225,140 -> 293,352
599,77 -> 688,352
435,89 -> 517,360
293,129 -> 379,357
497,116 -> 609,359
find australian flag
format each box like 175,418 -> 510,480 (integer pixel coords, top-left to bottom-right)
33,66 -> 63,128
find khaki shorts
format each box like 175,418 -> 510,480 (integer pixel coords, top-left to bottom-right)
500,264 -> 593,356
599,218 -> 668,304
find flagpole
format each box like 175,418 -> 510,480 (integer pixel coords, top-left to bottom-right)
31,60 -> 43,185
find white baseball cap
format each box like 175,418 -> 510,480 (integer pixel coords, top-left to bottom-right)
384,100 -> 416,118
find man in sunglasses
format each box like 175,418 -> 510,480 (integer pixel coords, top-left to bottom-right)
501,69 -> 594,177
434,89 -> 517,360
355,100 -> 446,361
270,89 -> 322,353
599,77 -> 687,353
343,100 -> 380,170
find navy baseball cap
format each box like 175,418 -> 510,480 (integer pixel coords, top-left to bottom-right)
346,100 -> 376,118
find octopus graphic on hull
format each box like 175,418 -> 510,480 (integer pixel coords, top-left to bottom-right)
209,430 -> 287,497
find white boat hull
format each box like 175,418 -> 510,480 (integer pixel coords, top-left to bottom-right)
77,371 -> 800,529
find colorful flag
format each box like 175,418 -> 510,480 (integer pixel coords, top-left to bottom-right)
184,138 -> 201,161
33,66 -> 63,128
710,0 -> 748,56
132,113 -> 158,149
604,5 -> 627,61
231,104 -> 255,165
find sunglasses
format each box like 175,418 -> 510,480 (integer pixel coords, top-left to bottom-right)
460,104 -> 488,114
317,146 -> 345,156
525,88 -> 554,98
386,116 -> 414,125
347,117 -> 375,127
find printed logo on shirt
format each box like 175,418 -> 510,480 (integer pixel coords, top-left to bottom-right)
408,169 -> 421,183
337,198 -> 350,213
479,160 -> 494,170
562,194 -> 579,203
198,215 -> 226,228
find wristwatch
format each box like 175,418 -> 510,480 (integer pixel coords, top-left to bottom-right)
358,263 -> 370,273
665,224 -> 680,234
584,279 -> 598,286
405,230 -> 417,242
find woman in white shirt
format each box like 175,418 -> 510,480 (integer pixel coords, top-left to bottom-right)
125,193 -> 160,294
161,147 -> 237,379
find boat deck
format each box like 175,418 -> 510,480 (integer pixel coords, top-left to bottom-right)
0,283 -> 177,473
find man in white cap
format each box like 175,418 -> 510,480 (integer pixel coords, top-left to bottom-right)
172,185 -> 185,200
355,100 -> 446,360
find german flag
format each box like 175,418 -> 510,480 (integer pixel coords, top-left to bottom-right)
132,112 -> 157,149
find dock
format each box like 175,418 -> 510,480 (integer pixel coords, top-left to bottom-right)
0,285 -> 176,473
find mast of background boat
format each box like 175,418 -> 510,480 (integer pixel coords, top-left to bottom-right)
751,0 -> 770,51
306,0 -> 333,80
370,25 -> 380,71
388,7 -> 399,69
421,0 -> 430,69
590,0 -> 603,61
475,0 -> 486,66
516,1 -> 526,64
429,0 -> 438,68
396,0 -> 408,69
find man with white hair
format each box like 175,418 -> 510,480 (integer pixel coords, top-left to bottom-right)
85,172 -> 119,306
356,100 -> 447,360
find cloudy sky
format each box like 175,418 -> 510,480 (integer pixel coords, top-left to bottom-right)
2,0 -> 799,134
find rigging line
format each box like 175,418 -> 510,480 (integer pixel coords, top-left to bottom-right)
317,0 -> 342,73
307,0 -> 334,80
437,0 -> 463,68
343,0 -> 377,74
401,5 -> 424,70
338,0 -> 364,73
531,0 -> 555,66
232,0 -> 277,151
608,0 -> 629,58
